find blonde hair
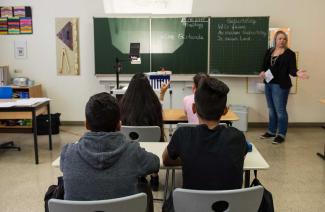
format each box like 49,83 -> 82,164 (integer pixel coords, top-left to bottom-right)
273,30 -> 288,48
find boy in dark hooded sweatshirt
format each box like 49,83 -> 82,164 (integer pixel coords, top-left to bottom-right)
60,93 -> 159,209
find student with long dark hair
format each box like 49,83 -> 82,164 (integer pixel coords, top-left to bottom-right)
119,73 -> 165,141
119,73 -> 166,190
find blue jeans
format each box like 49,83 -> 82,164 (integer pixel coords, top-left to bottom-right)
265,83 -> 290,137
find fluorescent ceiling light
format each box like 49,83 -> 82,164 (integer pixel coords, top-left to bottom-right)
103,0 -> 193,14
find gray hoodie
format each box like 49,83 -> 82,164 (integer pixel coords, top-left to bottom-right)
60,131 -> 160,200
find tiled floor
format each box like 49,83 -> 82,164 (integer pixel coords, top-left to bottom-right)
0,126 -> 324,212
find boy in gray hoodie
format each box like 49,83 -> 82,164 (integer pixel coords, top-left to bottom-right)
60,93 -> 159,206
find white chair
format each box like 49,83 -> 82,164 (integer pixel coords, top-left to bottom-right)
48,193 -> 147,212
121,125 -> 161,142
173,186 -> 264,212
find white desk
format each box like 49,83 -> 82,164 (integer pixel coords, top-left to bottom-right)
52,142 -> 269,183
52,142 -> 269,201
52,142 -> 269,170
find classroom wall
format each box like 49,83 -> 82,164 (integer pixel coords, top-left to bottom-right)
1,0 -> 325,123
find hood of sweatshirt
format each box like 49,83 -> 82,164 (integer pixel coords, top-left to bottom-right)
77,131 -> 128,170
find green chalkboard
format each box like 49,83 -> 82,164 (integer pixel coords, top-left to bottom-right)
94,18 -> 150,74
210,17 -> 269,75
94,17 -> 208,75
151,18 -> 208,74
94,17 -> 269,76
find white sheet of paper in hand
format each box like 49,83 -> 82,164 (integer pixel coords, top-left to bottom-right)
264,69 -> 274,83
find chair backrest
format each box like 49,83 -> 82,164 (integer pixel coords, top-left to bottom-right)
121,125 -> 161,142
173,186 -> 264,212
176,123 -> 227,129
176,123 -> 198,129
48,193 -> 147,212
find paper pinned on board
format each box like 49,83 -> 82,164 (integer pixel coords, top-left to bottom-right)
264,69 -> 274,83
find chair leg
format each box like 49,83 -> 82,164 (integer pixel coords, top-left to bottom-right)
164,169 -> 170,202
0,141 -> 21,151
316,144 -> 325,160
171,169 -> 176,189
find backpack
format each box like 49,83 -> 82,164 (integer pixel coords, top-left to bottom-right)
44,176 -> 64,212
250,172 -> 274,212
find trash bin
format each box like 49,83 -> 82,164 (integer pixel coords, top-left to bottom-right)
230,105 -> 248,132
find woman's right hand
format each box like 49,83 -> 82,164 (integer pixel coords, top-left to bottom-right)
259,71 -> 266,79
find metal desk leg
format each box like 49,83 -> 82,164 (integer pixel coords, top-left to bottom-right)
316,144 -> 325,160
32,110 -> 39,164
47,103 -> 52,150
169,89 -> 173,138
164,168 -> 170,202
169,124 -> 173,137
171,169 -> 176,189
244,170 -> 250,187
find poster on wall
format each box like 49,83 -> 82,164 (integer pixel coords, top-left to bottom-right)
55,18 -> 80,75
0,6 -> 32,35
14,40 -> 27,59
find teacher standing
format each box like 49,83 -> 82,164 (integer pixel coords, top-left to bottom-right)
259,30 -> 308,144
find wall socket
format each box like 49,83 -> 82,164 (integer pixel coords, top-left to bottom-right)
14,69 -> 23,73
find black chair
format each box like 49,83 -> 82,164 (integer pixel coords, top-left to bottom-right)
0,141 -> 21,151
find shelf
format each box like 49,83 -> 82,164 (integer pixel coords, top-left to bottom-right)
0,125 -> 32,129
10,84 -> 43,98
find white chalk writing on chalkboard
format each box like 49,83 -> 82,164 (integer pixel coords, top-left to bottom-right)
210,17 -> 269,75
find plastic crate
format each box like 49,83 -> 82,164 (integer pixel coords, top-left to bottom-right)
0,86 -> 13,99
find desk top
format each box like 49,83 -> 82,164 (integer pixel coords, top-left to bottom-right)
0,99 -> 50,119
163,109 -> 239,123
0,98 -> 50,109
52,142 -> 269,171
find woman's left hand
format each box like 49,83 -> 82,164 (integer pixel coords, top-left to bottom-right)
297,69 -> 309,80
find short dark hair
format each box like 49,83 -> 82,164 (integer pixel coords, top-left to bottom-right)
194,77 -> 229,121
85,92 -> 120,132
193,73 -> 208,88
